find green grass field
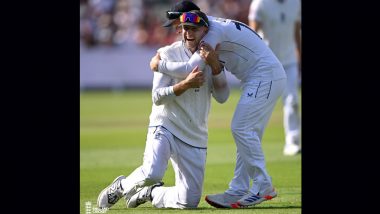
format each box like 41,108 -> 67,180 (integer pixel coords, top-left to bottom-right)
80,89 -> 301,213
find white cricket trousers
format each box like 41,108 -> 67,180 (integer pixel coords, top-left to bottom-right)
226,78 -> 286,196
282,63 -> 301,145
121,126 -> 207,209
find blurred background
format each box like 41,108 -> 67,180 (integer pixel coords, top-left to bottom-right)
80,0 -> 252,90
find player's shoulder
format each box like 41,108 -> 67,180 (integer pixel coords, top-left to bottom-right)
208,16 -> 229,28
158,41 -> 182,53
251,0 -> 265,8
207,15 -> 217,21
169,41 -> 183,49
158,41 -> 183,60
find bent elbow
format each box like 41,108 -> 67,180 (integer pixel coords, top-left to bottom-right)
152,92 -> 163,106
215,90 -> 230,104
154,99 -> 163,106
218,95 -> 229,104
220,97 -> 229,104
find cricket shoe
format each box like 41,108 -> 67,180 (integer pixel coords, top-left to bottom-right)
283,143 -> 301,156
230,188 -> 277,208
97,175 -> 126,208
126,182 -> 164,208
205,192 -> 243,208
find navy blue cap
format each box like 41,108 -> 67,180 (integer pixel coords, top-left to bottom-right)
162,1 -> 200,27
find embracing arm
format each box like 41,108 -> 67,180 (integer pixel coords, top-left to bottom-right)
211,68 -> 229,103
152,66 -> 205,105
173,66 -> 205,96
150,30 -> 220,78
152,72 -> 176,106
199,42 -> 229,103
150,52 -> 206,79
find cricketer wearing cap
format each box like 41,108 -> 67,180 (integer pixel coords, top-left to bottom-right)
139,41 -> 229,209
151,10 -> 287,208
96,8 -> 230,209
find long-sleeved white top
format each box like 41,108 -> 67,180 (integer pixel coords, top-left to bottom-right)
149,41 -> 229,148
158,16 -> 286,82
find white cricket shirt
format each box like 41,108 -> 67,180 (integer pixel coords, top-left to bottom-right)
149,41 -> 229,148
249,0 -> 301,66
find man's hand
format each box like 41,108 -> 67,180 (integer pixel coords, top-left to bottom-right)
184,66 -> 205,88
199,43 -> 222,75
150,52 -> 161,72
173,66 -> 205,96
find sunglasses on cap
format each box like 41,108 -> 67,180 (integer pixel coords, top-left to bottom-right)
179,12 -> 209,27
166,11 -> 183,19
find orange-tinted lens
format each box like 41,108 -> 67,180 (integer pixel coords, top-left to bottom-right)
180,12 -> 201,24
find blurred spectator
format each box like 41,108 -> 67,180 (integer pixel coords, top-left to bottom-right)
194,0 -> 251,24
80,0 -> 253,48
80,0 -> 244,90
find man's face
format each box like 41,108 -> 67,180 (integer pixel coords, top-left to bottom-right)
181,25 -> 207,52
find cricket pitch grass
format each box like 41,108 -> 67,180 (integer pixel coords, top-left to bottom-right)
80,89 -> 301,213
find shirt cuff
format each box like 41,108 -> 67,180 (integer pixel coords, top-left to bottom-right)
167,86 -> 175,96
212,67 -> 226,80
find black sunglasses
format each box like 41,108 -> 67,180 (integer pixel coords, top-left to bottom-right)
166,11 -> 183,19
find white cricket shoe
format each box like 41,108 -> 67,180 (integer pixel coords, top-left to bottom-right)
126,182 -> 164,208
283,143 -> 301,156
97,175 -> 126,208
205,192 -> 243,208
231,188 -> 277,208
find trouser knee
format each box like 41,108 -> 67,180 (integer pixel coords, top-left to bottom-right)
231,121 -> 245,137
181,192 -> 201,208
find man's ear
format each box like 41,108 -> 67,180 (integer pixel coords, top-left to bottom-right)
203,27 -> 209,34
